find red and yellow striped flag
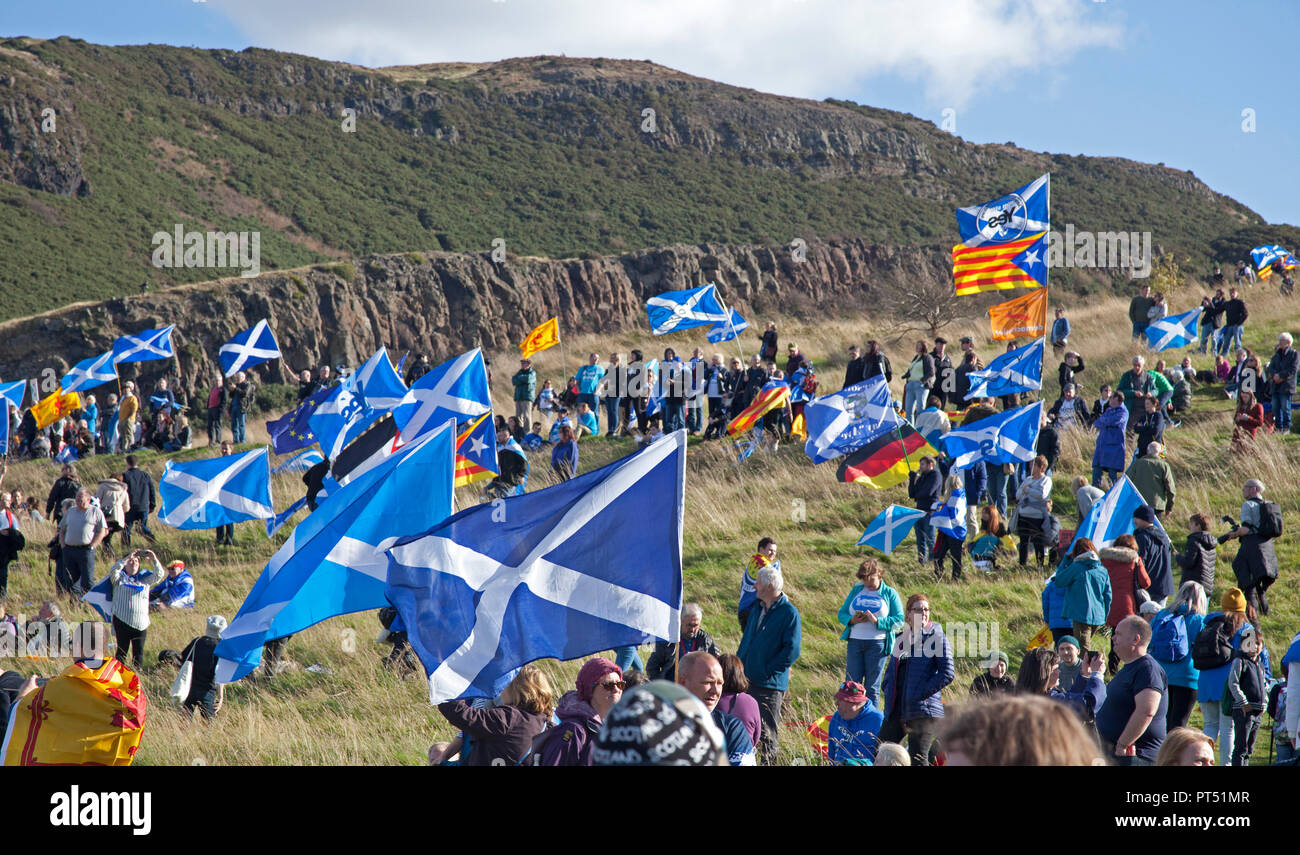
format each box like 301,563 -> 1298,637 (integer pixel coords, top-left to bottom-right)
453,413 -> 497,487
952,232 -> 1045,296
727,382 -> 790,438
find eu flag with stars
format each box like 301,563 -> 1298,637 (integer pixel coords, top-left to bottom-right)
266,388 -> 330,455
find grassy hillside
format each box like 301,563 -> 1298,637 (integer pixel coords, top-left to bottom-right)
2,286 -> 1297,765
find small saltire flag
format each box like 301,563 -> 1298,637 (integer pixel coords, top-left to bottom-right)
112,325 -> 175,364
266,496 -> 309,538
953,173 -> 1050,295
2,659 -> 147,766
353,346 -> 409,412
59,352 -> 117,394
32,389 -> 81,430
82,574 -> 114,621
727,379 -> 790,438
266,387 -> 330,455
803,375 -> 899,465
837,423 -> 937,490
645,284 -> 730,336
943,401 -> 1043,470
454,413 -> 499,487
214,420 -> 457,683
521,317 -> 560,359
392,348 -> 491,444
385,430 -> 685,704
0,379 -> 26,410
988,287 -> 1049,341
1145,307 -> 1200,352
310,375 -> 381,461
707,308 -> 749,344
1066,474 -> 1165,553
1252,244 -> 1298,279
159,448 -> 274,529
856,505 -> 926,553
964,338 -> 1044,400
931,484 -> 968,541
271,448 -> 325,474
219,319 -> 281,377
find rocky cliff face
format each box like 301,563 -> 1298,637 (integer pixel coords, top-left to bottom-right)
0,238 -> 950,391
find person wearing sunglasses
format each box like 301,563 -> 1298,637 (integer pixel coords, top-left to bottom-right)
532,657 -> 623,766
879,594 -> 954,766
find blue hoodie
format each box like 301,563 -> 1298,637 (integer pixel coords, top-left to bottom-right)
828,704 -> 884,765
1055,552 -> 1112,626
1041,575 -> 1071,630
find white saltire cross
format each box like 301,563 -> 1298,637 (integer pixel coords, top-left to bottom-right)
390,431 -> 684,703
859,506 -> 925,550
314,383 -> 369,460
948,404 -> 1041,469
961,174 -> 1050,248
1146,309 -> 1200,351
396,349 -> 489,440
161,449 -> 272,527
808,381 -> 895,459
220,319 -> 280,376
647,285 -> 730,334
62,352 -> 117,393
353,347 -> 406,411
113,326 -> 175,363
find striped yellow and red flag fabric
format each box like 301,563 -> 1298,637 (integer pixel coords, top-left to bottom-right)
806,714 -> 832,760
836,423 -> 938,490
453,413 -> 497,487
952,232 -> 1046,296
727,381 -> 790,438
520,317 -> 560,359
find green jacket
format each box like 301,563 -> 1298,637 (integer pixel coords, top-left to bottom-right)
837,582 -> 905,642
1127,454 -> 1176,512
512,368 -> 536,402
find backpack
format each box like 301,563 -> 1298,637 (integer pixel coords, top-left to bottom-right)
1149,611 -> 1189,662
1249,497 -> 1283,541
800,369 -> 819,396
1192,615 -> 1235,671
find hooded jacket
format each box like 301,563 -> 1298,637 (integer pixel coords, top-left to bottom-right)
1092,404 -> 1128,471
438,699 -> 551,766
532,691 -> 602,766
1099,546 -> 1152,628
1176,530 -> 1217,593
1133,524 -> 1174,602
1055,551 -> 1113,626
95,479 -> 128,528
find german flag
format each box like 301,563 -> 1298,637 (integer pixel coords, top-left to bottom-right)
836,422 -> 937,489
952,232 -> 1045,296
454,413 -> 498,487
727,381 -> 790,438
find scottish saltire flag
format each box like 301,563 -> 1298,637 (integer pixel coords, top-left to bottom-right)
387,430 -> 686,704
159,448 -> 274,529
310,376 -> 381,461
60,352 -> 117,394
82,575 -> 114,621
964,338 -> 1044,400
0,380 -> 25,409
1066,475 -> 1166,554
1146,307 -> 1201,351
112,325 -> 175,364
454,413 -> 499,487
645,284 -> 730,336
266,387 -> 330,455
931,485 -> 968,541
271,448 -> 325,474
1252,244 -> 1298,278
392,348 -> 490,443
953,174 -> 1050,295
266,496 -> 309,538
353,346 -> 408,412
707,308 -> 749,344
804,376 -> 900,465
215,421 -> 457,683
857,505 -> 926,553
55,445 -> 78,463
943,401 -> 1043,470
790,365 -> 816,404
219,319 -> 281,377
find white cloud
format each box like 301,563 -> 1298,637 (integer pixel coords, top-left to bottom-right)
216,0 -> 1123,106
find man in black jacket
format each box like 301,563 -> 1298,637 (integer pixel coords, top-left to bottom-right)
1265,332 -> 1299,434
1220,288 -> 1248,357
45,464 -> 80,523
1132,506 -> 1173,606
908,457 -> 942,565
644,603 -> 721,682
861,341 -> 892,384
843,345 -> 866,390
931,338 -> 954,408
121,455 -> 157,547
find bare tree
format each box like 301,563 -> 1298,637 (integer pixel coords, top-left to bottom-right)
879,275 -> 967,339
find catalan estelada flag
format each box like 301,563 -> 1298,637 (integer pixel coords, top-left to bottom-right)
988,287 -> 1049,340
953,234 -> 1046,295
836,423 -> 937,489
2,658 -> 147,766
953,173 -> 1050,296
520,317 -> 560,359
454,413 -> 499,487
806,714 -> 832,760
32,388 -> 81,430
727,380 -> 790,438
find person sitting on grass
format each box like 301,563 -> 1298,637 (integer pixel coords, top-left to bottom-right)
550,424 -> 578,482
826,679 -> 884,766
970,650 -> 1014,697
575,402 -> 598,438
149,560 -> 195,610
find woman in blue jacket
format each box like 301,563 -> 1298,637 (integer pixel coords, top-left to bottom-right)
880,593 -> 954,766
1054,538 -> 1112,653
1151,581 -> 1208,732
1091,391 -> 1128,488
837,559 -> 905,709
1196,588 -> 1271,766
1041,572 -> 1072,644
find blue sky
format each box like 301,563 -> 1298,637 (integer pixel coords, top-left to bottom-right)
8,0 -> 1296,225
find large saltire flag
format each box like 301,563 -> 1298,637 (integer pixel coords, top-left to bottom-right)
943,401 -> 1043,470
159,448 -> 275,530
837,423 -> 937,490
214,420 -> 457,683
353,346 -> 409,412
953,173 -> 1050,295
32,389 -> 81,430
0,379 -> 26,409
219,319 -> 281,377
1252,244 -> 1298,279
856,505 -> 926,552
60,352 -> 117,394
392,348 -> 491,444
1066,474 -> 1165,553
964,338 -> 1044,400
386,430 -> 685,704
2,658 -> 146,766
521,317 -> 560,359
988,287 -> 1049,341
454,413 -> 500,487
727,379 -> 790,438
1146,307 -> 1201,352
645,284 -> 730,336
112,325 -> 175,364
310,375 -> 381,461
707,308 -> 749,344
803,375 -> 899,465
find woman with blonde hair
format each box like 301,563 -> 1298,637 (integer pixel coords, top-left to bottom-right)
433,665 -> 555,766
1155,727 -> 1216,766
941,694 -> 1103,766
1151,581 -> 1208,731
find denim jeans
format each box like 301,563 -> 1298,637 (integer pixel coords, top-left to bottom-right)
230,411 -> 247,443
1219,325 -> 1242,356
986,465 -> 1008,516
603,396 -> 621,435
613,645 -> 644,673
1091,465 -> 1120,489
1273,388 -> 1293,433
903,381 -> 926,425
914,512 -> 935,562
1132,322 -> 1148,340
845,638 -> 889,708
1198,323 -> 1215,354
664,400 -> 686,433
1201,701 -> 1235,766
687,401 -> 703,433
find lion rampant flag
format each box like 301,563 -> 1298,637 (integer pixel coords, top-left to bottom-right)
988,287 -> 1049,341
32,388 -> 81,430
1026,624 -> 1054,651
727,380 -> 790,438
520,318 -> 560,359
3,658 -> 147,766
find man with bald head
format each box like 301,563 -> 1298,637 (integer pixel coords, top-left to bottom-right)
678,651 -> 755,766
